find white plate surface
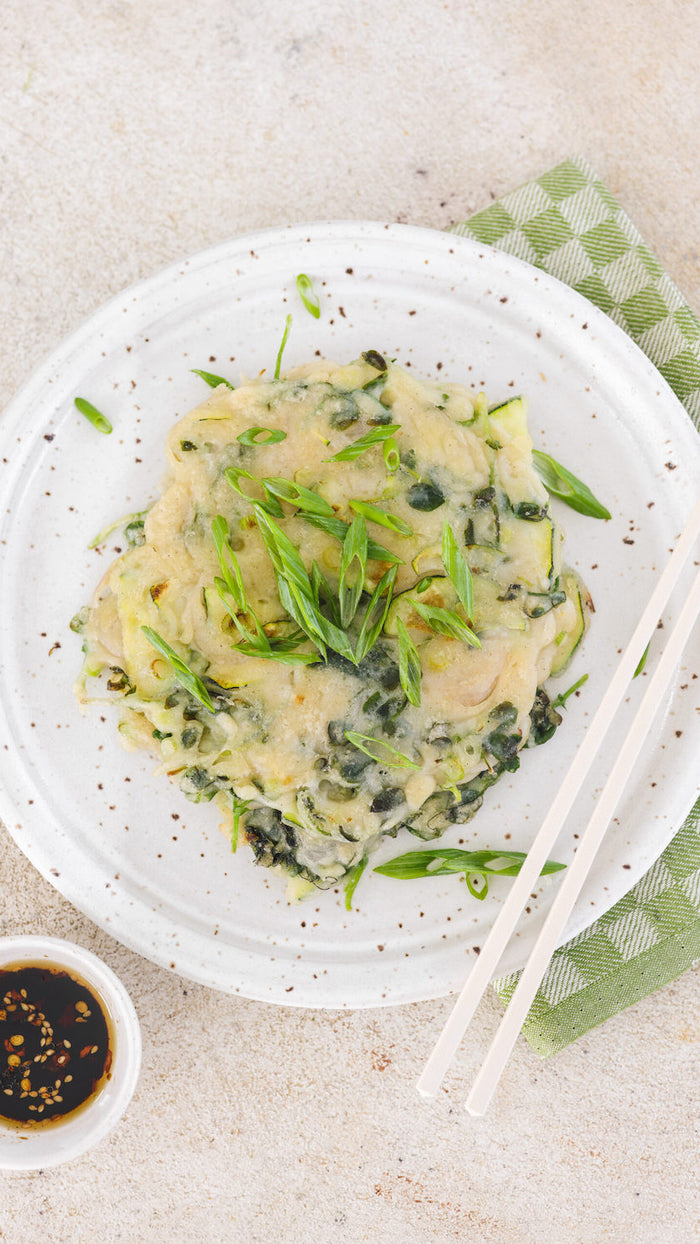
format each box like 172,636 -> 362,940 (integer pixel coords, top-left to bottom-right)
0,222 -> 698,1007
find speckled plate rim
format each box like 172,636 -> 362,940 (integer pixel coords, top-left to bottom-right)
0,221 -> 698,1008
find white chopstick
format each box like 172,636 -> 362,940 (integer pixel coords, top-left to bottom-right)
417,495 -> 700,1101
466,555 -> 700,1116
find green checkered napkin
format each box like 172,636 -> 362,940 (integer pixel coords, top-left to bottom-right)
449,156 -> 700,1057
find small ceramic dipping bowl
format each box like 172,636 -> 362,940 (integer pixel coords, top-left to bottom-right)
0,935 -> 141,1170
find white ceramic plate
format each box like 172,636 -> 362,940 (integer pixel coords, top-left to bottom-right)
0,223 -> 698,1008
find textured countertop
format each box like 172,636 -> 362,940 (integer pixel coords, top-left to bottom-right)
1,3 -> 698,1241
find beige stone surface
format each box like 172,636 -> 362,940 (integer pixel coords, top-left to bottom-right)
1,2 -> 698,1241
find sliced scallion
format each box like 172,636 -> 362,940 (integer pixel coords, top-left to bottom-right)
328,424 -> 401,463
442,521 -> 474,618
237,427 -> 287,446
411,600 -> 481,647
262,476 -> 334,516
230,794 -> 252,852
344,730 -> 420,770
374,847 -> 566,882
274,314 -> 292,379
396,616 -> 422,707
349,499 -> 413,537
191,369 -> 234,389
532,450 -> 611,520
141,626 -> 215,712
383,437 -> 400,474
302,512 -> 403,564
354,565 -> 398,664
295,273 -> 321,319
343,856 -> 368,911
74,397 -> 112,435
338,515 -> 368,629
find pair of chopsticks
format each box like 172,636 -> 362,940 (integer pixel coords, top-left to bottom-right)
418,495 -> 700,1115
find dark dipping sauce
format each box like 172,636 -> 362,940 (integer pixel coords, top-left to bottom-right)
0,963 -> 113,1127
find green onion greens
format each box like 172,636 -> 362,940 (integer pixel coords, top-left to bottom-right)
349,499 -> 413,537
353,566 -> 398,664
383,437 -> 400,474
191,369 -> 234,389
274,314 -> 292,379
74,397 -> 112,435
343,856 -> 368,911
295,273 -> 321,319
397,616 -> 422,706
261,476 -> 334,517
230,794 -> 252,852
411,600 -> 481,648
328,424 -> 401,463
344,730 -> 420,770
441,521 -> 474,618
237,427 -> 287,446
302,512 -> 403,565
338,514 -> 368,628
141,626 -> 215,712
532,450 -> 611,520
374,847 -> 565,901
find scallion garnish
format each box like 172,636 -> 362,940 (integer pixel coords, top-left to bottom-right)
261,476 -> 334,516
441,522 -> 474,618
211,516 -> 246,609
338,515 -> 368,628
532,450 -> 611,520
141,626 -> 215,712
274,313 -> 292,379
295,273 -> 321,319
466,872 -> 489,901
354,566 -> 398,663
328,424 -> 401,463
302,512 -> 403,565
373,848 -> 566,900
254,505 -> 314,598
343,855 -> 368,910
344,730 -> 420,770
396,617 -> 422,707
411,600 -> 481,648
224,466 -> 284,516
383,437 -> 400,474
230,794 -> 252,852
254,505 -> 356,663
349,499 -> 413,537
634,644 -> 650,678
191,369 -> 234,389
74,397 -> 112,435
88,508 -> 148,549
233,641 -> 320,666
212,516 -> 320,667
214,577 -> 261,647
310,560 -> 341,627
237,427 -> 287,446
